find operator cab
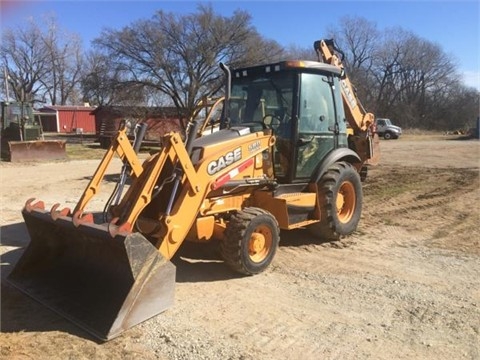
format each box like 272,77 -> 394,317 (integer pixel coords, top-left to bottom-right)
223,61 -> 349,183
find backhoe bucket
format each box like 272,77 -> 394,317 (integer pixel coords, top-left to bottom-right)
7,205 -> 176,341
8,140 -> 67,162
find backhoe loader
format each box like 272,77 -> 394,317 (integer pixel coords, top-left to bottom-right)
7,39 -> 378,340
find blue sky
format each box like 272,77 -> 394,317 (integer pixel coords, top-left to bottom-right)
1,0 -> 479,90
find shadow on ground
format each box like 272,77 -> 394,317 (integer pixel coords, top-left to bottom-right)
0,220 -> 337,341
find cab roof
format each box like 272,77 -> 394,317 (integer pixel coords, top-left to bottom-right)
232,60 -> 342,78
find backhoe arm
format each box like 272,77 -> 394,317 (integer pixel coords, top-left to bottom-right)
314,39 -> 374,133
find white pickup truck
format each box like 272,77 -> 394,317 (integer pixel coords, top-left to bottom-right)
375,118 -> 402,139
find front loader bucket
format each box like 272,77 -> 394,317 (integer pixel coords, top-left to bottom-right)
6,204 -> 176,341
8,140 -> 67,162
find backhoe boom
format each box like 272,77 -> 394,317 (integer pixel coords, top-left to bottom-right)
314,39 -> 375,132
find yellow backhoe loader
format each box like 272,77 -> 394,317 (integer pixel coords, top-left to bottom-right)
7,39 -> 378,340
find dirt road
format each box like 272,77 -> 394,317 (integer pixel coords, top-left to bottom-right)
1,136 -> 479,360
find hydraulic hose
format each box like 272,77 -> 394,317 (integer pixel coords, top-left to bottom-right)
165,119 -> 202,216
103,123 -> 148,221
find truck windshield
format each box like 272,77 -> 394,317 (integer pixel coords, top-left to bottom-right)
378,118 -> 392,126
229,73 -> 294,133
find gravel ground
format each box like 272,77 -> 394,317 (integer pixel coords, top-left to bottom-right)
1,135 -> 479,359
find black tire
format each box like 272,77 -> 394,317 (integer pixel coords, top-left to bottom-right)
308,161 -> 362,240
384,132 -> 392,140
221,207 -> 280,275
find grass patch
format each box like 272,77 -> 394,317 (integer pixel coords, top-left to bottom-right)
66,143 -> 161,160
399,129 -> 467,141
369,183 -> 415,199
66,143 -> 109,160
363,175 -> 419,201
381,218 -> 403,227
432,229 -> 450,239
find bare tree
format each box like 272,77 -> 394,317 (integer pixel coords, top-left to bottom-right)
0,20 -> 50,103
328,16 -> 477,130
41,16 -> 84,105
327,16 -> 380,109
81,50 -> 147,106
328,16 -> 379,71
370,29 -> 458,127
92,4 -> 284,129
283,44 -> 317,61
0,16 -> 84,105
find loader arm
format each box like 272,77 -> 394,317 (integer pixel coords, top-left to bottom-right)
110,131 -> 204,259
75,126 -> 272,261
73,128 -> 144,215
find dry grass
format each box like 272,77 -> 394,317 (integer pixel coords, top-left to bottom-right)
400,128 -> 470,141
66,131 -> 467,160
65,142 -> 159,160
66,143 -> 108,160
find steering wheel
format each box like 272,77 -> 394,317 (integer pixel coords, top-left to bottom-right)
262,114 -> 282,130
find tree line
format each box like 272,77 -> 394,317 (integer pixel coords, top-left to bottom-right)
1,6 -> 478,131
327,17 -> 479,131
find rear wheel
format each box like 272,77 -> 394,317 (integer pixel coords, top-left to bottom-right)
384,132 -> 392,140
221,207 -> 280,275
308,161 -> 362,240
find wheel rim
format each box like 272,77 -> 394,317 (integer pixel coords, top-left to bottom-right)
248,225 -> 272,263
336,181 -> 356,223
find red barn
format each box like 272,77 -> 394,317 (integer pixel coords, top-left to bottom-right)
37,105 -> 96,133
92,106 -> 186,147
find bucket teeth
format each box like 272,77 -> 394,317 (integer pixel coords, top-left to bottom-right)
24,198 -> 45,212
72,210 -> 94,227
108,217 -> 133,238
50,203 -> 71,220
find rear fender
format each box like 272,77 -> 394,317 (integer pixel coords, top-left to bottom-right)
311,148 -> 361,184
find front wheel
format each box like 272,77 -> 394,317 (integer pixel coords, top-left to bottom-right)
384,132 -> 392,140
308,161 -> 363,240
221,208 -> 280,275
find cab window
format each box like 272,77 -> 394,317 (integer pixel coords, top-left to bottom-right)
296,73 -> 337,178
298,73 -> 336,134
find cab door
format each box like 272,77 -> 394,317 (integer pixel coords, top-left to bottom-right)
294,73 -> 338,179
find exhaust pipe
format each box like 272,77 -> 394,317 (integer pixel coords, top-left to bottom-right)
220,62 -> 231,129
